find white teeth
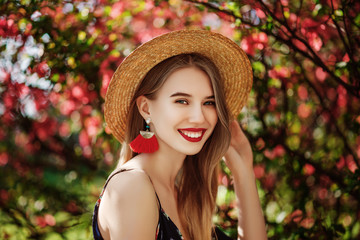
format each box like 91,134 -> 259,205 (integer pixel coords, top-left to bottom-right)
181,130 -> 202,138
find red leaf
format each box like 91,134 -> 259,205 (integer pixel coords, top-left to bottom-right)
34,62 -> 50,78
336,156 -> 345,170
255,8 -> 266,19
291,209 -> 303,223
292,38 -> 307,52
300,217 -> 315,229
297,85 -> 308,100
346,155 -> 358,173
35,216 -> 47,228
303,163 -> 315,176
253,164 -> 265,179
343,53 -> 350,62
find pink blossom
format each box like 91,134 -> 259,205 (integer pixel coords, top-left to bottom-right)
101,70 -> 112,98
110,2 -> 124,19
59,122 -> 71,137
79,130 -> 90,148
337,86 -> 347,108
253,164 -> 265,179
33,117 -> 58,141
297,103 -> 311,119
256,138 -> 265,150
85,116 -> 101,137
60,100 -> 76,116
307,32 -> 323,51
300,217 -> 315,229
44,214 -> 56,226
315,67 -> 327,82
273,145 -> 285,157
318,188 -> 328,200
0,152 -> 9,166
72,85 -> 84,99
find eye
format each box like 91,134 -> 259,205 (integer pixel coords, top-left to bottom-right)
204,101 -> 216,106
175,99 -> 189,105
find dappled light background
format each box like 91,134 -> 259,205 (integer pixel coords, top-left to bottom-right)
0,0 -> 359,239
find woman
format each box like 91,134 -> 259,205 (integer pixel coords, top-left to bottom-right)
92,30 -> 267,240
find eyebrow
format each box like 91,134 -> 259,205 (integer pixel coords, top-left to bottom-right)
170,92 -> 215,99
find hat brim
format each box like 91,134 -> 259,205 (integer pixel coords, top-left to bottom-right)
104,30 -> 253,142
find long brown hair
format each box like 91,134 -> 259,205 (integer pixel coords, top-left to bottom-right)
120,54 -> 231,240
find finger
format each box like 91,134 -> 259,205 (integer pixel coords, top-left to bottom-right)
224,145 -> 237,160
230,120 -> 246,142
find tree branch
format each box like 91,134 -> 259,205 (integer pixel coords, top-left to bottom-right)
292,56 -> 360,168
186,0 -> 360,97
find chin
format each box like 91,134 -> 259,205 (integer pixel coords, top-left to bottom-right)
182,147 -> 203,156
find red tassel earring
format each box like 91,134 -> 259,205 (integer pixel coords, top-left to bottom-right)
129,118 -> 159,153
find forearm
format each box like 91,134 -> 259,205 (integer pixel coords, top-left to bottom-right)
232,167 -> 267,240
224,121 -> 267,239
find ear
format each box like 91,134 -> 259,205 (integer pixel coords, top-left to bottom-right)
136,95 -> 151,120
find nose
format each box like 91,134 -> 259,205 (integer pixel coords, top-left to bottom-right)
188,104 -> 205,124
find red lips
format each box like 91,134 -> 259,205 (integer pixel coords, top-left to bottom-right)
178,128 -> 206,142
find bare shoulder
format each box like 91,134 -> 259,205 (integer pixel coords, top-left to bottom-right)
98,169 -> 159,240
105,169 -> 155,198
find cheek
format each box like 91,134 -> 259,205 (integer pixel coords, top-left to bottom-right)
208,109 -> 218,126
150,102 -> 179,127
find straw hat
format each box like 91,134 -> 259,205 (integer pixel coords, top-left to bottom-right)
104,29 -> 253,142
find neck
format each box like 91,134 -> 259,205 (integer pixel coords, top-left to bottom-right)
142,147 -> 186,191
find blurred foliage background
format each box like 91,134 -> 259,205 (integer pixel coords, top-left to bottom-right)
0,0 -> 359,239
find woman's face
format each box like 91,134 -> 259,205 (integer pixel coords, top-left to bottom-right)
147,67 -> 218,156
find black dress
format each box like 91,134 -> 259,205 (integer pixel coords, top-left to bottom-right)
92,169 -> 233,240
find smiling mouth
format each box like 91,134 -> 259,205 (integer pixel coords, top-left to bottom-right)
178,128 -> 206,142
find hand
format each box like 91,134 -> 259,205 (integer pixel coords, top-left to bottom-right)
224,120 -> 254,174
224,121 -> 268,240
